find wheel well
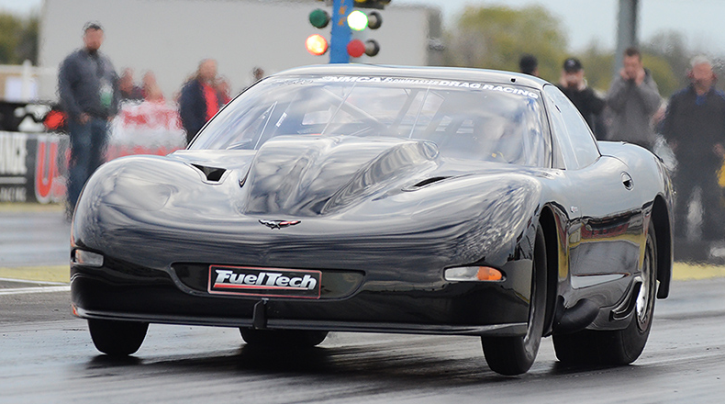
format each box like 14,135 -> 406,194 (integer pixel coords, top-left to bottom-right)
539,207 -> 559,336
651,196 -> 672,298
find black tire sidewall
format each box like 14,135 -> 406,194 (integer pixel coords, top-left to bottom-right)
481,225 -> 547,375
88,319 -> 148,356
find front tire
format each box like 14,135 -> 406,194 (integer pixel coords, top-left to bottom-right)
481,226 -> 548,375
88,319 -> 148,356
240,329 -> 328,348
553,224 -> 658,365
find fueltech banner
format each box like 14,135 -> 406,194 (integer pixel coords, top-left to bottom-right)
0,101 -> 185,203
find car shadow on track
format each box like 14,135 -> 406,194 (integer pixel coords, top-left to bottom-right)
82,340 -> 641,393
84,344 -> 509,387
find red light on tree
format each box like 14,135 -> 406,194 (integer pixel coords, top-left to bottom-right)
346,39 -> 366,58
347,39 -> 380,58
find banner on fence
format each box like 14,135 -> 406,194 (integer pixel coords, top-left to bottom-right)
0,101 -> 186,203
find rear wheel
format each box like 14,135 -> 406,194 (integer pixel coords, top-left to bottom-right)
88,319 -> 148,356
553,225 -> 657,365
240,329 -> 328,348
481,226 -> 548,375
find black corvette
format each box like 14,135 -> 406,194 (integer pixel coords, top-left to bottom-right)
70,65 -> 673,375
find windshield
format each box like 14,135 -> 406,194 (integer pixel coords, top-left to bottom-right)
191,75 -> 550,167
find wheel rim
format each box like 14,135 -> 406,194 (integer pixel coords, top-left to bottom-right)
523,232 -> 547,359
636,233 -> 655,331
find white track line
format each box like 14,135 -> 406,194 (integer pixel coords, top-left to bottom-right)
0,277 -> 68,285
0,285 -> 70,295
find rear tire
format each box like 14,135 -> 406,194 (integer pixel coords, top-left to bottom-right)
240,329 -> 328,348
481,226 -> 548,375
553,225 -> 657,365
88,319 -> 148,356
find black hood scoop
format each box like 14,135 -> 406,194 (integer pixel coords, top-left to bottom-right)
191,164 -> 227,183
241,135 -> 439,216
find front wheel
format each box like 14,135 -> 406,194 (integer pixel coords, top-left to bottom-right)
88,319 -> 148,356
240,329 -> 328,348
481,226 -> 548,375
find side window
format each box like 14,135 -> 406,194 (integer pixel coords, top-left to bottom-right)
544,95 -> 576,169
543,85 -> 600,169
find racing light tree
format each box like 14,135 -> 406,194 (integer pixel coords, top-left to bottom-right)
305,0 -> 388,63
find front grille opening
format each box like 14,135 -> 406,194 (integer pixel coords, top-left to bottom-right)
191,164 -> 226,182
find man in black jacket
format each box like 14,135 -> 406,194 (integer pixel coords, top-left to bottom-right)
661,56 -> 725,241
58,22 -> 120,216
179,59 -> 219,145
556,58 -> 605,137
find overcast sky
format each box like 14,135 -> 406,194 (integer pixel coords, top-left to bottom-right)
402,0 -> 725,54
5,0 -> 725,54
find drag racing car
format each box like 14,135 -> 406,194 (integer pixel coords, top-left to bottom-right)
70,65 -> 673,375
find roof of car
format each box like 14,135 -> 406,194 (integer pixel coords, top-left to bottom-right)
272,64 -> 549,90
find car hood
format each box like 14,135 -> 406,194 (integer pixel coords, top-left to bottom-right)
75,135 -> 546,269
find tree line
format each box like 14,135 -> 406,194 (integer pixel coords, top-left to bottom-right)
0,11 -> 37,65
443,4 -> 724,98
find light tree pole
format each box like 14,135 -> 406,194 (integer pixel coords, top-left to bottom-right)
615,0 -> 639,74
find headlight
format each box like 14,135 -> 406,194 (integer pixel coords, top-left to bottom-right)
444,266 -> 504,282
73,249 -> 104,267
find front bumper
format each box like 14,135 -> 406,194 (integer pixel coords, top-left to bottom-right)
71,255 -> 531,337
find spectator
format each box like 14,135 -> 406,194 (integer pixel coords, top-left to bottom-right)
142,71 -> 164,103
661,55 -> 725,242
215,76 -> 232,105
519,54 -> 539,77
556,57 -> 605,134
179,59 -> 219,144
243,67 -> 266,92
606,47 -> 661,149
58,21 -> 120,217
253,66 -> 265,82
119,68 -> 143,101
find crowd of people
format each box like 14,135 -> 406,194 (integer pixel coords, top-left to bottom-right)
521,50 -> 725,248
118,61 -> 264,144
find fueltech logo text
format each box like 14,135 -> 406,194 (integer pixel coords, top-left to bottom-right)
208,265 -> 321,298
214,270 -> 317,289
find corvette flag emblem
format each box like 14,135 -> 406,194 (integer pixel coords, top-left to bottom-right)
259,219 -> 301,229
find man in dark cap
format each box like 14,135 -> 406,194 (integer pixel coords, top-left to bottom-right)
58,21 -> 120,219
519,54 -> 539,77
556,57 -> 605,134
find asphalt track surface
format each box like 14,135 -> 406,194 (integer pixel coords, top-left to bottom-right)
1,207 -> 725,403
